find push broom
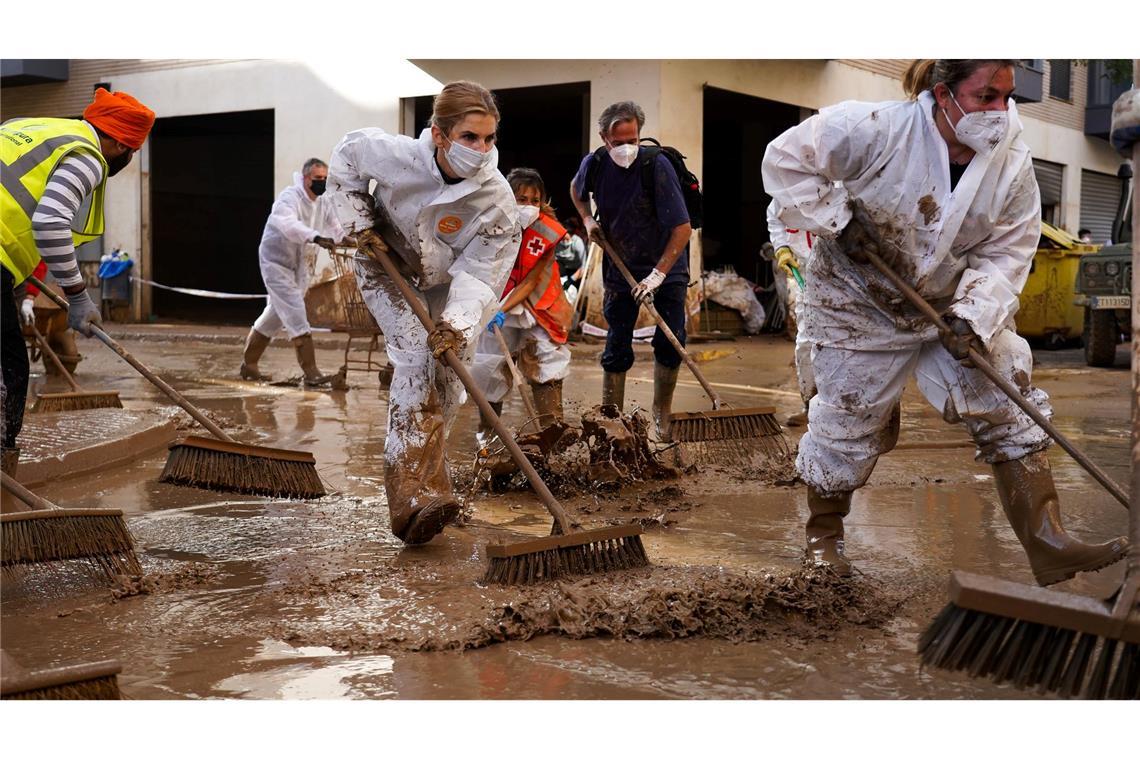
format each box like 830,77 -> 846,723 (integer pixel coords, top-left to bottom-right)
1,650 -> 123,700
29,277 -> 324,499
2,471 -> 142,581
598,238 -> 789,463
357,238 -> 649,585
27,323 -> 122,413
855,245 -> 1137,698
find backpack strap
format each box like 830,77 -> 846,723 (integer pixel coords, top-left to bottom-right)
583,145 -> 609,199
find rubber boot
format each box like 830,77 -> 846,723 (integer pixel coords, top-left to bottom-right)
240,329 -> 273,381
46,330 -> 81,376
1,446 -> 18,478
293,333 -> 333,388
475,401 -> 503,450
806,486 -> 853,576
530,379 -> 564,429
651,363 -> 679,441
601,371 -> 626,412
386,387 -> 461,544
993,451 -> 1128,586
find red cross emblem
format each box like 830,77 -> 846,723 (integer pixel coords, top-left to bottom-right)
526,238 -> 545,255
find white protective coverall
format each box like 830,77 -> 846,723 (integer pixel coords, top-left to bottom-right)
470,307 -> 571,404
328,127 -> 520,539
766,198 -> 816,404
253,172 -> 344,339
762,92 -> 1048,495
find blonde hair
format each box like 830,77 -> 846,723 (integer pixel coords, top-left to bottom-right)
431,80 -> 500,136
903,59 -> 1019,100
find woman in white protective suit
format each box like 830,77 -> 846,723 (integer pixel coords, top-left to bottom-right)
328,81 -> 521,545
240,158 -> 345,387
761,59 -> 1127,583
470,167 -> 574,446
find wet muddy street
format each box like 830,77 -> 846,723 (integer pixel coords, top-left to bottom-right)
2,329 -> 1132,700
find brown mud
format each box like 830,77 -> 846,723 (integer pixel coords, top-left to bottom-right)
1,332 -> 1130,699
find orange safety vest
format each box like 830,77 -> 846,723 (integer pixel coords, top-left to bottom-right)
503,212 -> 573,344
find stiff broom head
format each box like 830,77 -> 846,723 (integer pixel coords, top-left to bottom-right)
668,407 -> 791,462
484,524 -> 650,585
918,571 -> 1140,699
1,659 -> 122,700
1,509 -> 142,579
30,390 -> 123,414
160,435 -> 325,499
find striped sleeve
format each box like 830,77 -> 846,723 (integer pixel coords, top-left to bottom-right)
30,151 -> 104,288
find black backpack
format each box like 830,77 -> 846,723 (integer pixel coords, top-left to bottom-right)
583,137 -> 703,229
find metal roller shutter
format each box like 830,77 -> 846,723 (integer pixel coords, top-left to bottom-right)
1080,169 -> 1124,244
1033,159 -> 1064,224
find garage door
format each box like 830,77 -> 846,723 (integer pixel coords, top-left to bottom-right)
1080,169 -> 1124,244
1033,159 -> 1064,225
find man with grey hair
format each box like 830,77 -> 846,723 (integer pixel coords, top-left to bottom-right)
240,157 -> 345,387
570,100 -> 693,439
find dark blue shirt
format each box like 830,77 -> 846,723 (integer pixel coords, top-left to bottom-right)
572,148 -> 690,292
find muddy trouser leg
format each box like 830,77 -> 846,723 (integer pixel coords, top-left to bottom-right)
520,324 -> 571,426
648,281 -> 687,370
2,268 -> 30,452
600,287 -> 637,409
792,283 -> 815,405
354,257 -> 463,543
252,298 -> 284,337
470,325 -> 518,441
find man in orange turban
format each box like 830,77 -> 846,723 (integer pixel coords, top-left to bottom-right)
1,88 -> 155,478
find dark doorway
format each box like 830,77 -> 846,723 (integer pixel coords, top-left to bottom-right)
702,87 -> 802,286
411,82 -> 590,229
149,109 -> 274,321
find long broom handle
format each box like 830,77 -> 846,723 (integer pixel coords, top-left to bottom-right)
492,324 -> 541,430
1,471 -> 58,511
28,324 -> 82,392
358,246 -> 575,534
28,276 -> 232,443
863,250 -> 1129,510
598,237 -> 725,409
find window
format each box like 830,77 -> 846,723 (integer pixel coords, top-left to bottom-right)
1049,60 -> 1071,100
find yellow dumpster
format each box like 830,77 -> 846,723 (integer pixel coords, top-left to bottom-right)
1015,222 -> 1098,344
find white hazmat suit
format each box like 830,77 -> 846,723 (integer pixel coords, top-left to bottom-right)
762,92 -> 1047,495
766,198 -> 816,405
328,127 -> 520,542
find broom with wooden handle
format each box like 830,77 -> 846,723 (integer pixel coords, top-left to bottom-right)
2,471 -> 142,581
29,276 -> 324,499
597,237 -> 789,462
28,323 -> 122,413
1,649 -> 122,700
857,246 -> 1136,698
356,240 -> 649,585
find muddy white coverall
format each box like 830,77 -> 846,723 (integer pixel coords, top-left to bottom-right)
252,173 -> 344,339
766,198 -> 816,404
762,92 -> 1048,495
328,127 -> 520,539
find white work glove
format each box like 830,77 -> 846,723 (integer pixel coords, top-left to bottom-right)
19,297 -> 36,327
65,289 -> 103,337
631,268 -> 666,304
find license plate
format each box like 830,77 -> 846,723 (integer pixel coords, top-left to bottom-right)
1090,295 -> 1131,309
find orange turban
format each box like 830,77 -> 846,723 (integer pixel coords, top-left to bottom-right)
83,88 -> 155,150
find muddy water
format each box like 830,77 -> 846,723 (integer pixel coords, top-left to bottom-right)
2,336 -> 1130,699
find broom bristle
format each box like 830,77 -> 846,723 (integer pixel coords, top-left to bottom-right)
160,441 -> 325,499
1,510 -> 142,580
483,528 -> 650,585
1,659 -> 123,700
669,410 -> 791,464
1,674 -> 121,700
31,392 -> 123,414
918,601 -> 1140,699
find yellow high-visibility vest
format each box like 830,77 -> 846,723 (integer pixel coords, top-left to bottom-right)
1,117 -> 108,281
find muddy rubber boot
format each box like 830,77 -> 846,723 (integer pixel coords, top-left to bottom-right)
601,371 -> 626,412
806,486 -> 853,576
239,329 -> 273,381
293,333 -> 334,388
530,380 -> 564,429
475,401 -> 504,450
651,363 -> 679,441
386,388 -> 461,545
1,446 -> 18,478
993,451 -> 1128,586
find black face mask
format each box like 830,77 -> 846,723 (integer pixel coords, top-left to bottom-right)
107,149 -> 133,177
309,179 -> 327,196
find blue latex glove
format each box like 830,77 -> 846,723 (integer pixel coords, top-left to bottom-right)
486,311 -> 506,334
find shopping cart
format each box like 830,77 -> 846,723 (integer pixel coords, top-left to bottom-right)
304,247 -> 388,380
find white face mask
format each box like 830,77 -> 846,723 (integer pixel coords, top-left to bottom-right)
517,204 -> 540,229
608,143 -> 639,169
444,136 -> 497,178
945,91 -> 1009,155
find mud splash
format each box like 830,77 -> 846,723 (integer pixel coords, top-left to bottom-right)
111,561 -> 223,600
267,564 -> 900,654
